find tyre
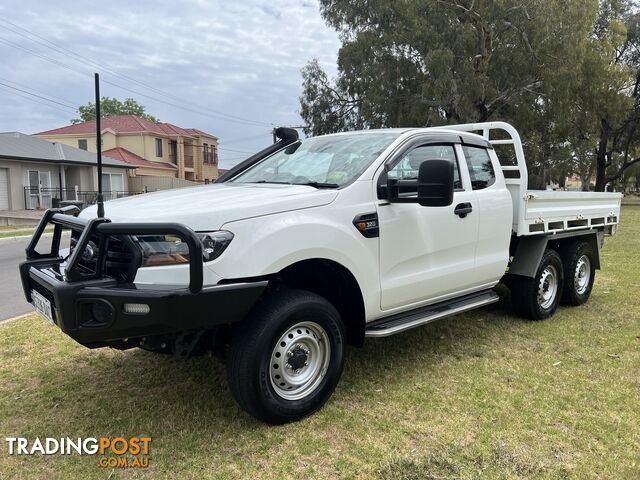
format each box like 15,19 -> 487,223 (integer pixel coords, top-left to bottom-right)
226,289 -> 345,424
561,241 -> 596,306
510,249 -> 564,320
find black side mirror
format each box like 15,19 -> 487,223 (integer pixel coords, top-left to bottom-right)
417,158 -> 454,207
386,158 -> 454,207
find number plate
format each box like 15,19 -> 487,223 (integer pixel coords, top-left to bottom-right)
31,290 -> 54,324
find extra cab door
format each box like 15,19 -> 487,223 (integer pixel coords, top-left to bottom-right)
460,144 -> 513,285
375,139 -> 480,311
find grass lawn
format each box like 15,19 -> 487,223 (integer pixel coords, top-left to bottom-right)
1,208 -> 638,479
0,225 -> 51,239
622,195 -> 640,205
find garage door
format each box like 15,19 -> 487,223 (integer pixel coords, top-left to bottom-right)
0,169 -> 8,210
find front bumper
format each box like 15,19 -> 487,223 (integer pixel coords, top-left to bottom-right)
19,207 -> 267,348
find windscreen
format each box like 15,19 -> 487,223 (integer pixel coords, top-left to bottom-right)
230,133 -> 400,187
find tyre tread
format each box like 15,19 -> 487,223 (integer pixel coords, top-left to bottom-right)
560,241 -> 595,306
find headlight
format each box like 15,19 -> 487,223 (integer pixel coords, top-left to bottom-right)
136,231 -> 233,267
198,231 -> 234,261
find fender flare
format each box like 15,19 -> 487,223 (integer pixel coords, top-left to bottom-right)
508,231 -> 602,278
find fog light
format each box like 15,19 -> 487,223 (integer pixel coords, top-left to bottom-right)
92,302 -> 113,324
124,303 -> 150,315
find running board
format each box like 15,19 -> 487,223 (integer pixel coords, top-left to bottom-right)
365,290 -> 499,338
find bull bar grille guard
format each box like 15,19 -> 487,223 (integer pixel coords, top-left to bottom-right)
25,206 -> 204,294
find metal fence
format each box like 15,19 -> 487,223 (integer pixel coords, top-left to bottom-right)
23,186 -> 143,210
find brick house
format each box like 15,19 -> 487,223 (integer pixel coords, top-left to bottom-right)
35,115 -> 219,183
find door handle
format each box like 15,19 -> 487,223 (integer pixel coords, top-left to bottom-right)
454,202 -> 473,218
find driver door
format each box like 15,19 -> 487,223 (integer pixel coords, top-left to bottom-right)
376,141 -> 480,311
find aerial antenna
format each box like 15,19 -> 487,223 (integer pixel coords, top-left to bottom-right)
95,73 -> 105,218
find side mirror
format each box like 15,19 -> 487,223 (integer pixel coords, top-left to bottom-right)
386,158 -> 454,207
417,158 -> 454,207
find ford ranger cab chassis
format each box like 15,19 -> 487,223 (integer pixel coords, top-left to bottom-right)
20,122 -> 622,423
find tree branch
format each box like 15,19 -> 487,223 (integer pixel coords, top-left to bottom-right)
606,156 -> 640,183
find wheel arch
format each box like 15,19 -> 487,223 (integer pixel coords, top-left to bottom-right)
508,231 -> 602,278
276,258 -> 366,347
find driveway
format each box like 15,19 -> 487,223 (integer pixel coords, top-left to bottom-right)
0,238 -> 33,321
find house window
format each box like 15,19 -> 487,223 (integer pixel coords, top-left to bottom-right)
169,140 -> 177,162
203,143 -> 210,163
78,139 -> 88,150
101,173 -> 124,192
155,138 -> 163,157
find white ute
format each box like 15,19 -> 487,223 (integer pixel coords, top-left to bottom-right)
21,122 -> 621,423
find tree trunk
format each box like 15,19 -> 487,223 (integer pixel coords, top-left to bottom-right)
581,175 -> 591,191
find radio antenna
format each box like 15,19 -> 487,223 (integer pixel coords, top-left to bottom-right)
95,73 -> 104,218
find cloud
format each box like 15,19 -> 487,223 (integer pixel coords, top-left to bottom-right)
0,0 -> 340,167
260,4 -> 282,19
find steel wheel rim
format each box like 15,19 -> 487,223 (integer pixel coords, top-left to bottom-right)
574,255 -> 591,295
537,264 -> 559,309
269,321 -> 331,401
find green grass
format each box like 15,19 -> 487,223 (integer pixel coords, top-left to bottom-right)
0,229 -> 34,239
622,194 -> 640,205
1,209 -> 639,479
0,226 -> 51,239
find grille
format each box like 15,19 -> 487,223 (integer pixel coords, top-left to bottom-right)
70,234 -> 139,282
105,237 -> 137,281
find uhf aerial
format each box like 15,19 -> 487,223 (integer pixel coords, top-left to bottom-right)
94,73 -> 104,218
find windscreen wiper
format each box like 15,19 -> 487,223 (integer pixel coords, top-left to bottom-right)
247,180 -> 292,184
295,182 -> 340,189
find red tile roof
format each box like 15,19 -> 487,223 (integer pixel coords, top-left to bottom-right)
185,128 -> 217,139
35,115 -> 215,138
103,147 -> 176,170
156,122 -> 193,137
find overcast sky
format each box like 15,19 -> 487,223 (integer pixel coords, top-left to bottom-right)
0,0 -> 340,167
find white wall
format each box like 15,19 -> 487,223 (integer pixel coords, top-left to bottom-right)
0,158 -> 130,210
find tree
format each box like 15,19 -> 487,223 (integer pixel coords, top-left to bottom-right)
300,0 -> 639,190
72,97 -> 158,124
588,1 -> 640,190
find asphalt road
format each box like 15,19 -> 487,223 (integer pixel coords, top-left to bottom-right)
0,238 -> 33,321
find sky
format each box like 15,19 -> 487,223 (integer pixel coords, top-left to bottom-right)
0,0 -> 341,168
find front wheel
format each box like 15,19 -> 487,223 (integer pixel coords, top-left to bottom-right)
226,289 -> 345,424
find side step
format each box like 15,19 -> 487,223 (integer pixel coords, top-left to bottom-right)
365,290 -> 499,338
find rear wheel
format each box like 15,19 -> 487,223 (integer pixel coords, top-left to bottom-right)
561,241 -> 596,306
226,289 -> 345,424
510,249 -> 564,320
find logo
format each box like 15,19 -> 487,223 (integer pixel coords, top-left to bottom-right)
5,436 -> 151,469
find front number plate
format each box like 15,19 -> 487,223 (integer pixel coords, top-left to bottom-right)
31,290 -> 54,324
